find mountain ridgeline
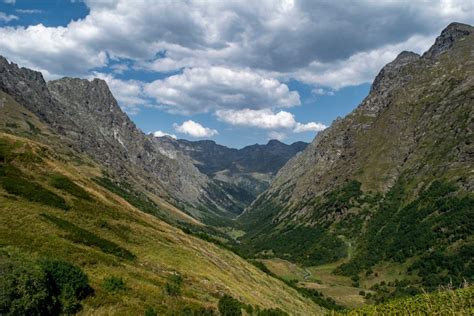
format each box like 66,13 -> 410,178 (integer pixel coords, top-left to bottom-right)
153,136 -> 308,211
0,22 -> 473,314
238,22 -> 474,290
0,60 -> 305,224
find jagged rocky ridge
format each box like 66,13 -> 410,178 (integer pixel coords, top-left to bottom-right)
0,60 -> 306,223
0,62 -> 240,221
238,23 -> 474,272
153,137 -> 307,207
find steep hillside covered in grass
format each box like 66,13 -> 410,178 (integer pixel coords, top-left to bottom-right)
0,95 -> 324,314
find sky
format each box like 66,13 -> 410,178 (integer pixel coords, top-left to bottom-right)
0,1 -> 472,148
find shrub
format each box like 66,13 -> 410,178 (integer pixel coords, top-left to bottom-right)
0,253 -> 50,315
144,307 -> 157,316
50,175 -> 91,200
257,307 -> 288,316
165,273 -> 183,296
218,295 -> 242,316
41,213 -> 135,260
0,250 -> 92,315
102,276 -> 127,293
40,259 -> 92,314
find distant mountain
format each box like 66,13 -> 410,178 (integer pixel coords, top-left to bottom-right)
152,137 -> 308,215
238,22 -> 474,292
0,56 -> 306,224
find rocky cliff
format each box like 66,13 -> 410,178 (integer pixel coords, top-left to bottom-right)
0,61 -> 244,222
152,136 -> 308,214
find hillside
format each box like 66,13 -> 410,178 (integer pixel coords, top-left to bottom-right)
0,92 -> 323,314
238,22 -> 474,300
0,58 -> 263,224
153,137 -> 308,213
341,286 -> 473,315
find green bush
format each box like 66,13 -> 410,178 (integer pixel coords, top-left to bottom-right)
165,273 -> 183,296
40,259 -> 92,314
50,175 -> 91,200
0,252 -> 50,315
218,295 -> 242,316
0,250 -> 92,315
257,307 -> 288,315
144,307 -> 157,316
102,276 -> 126,293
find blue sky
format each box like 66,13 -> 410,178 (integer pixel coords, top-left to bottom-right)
0,0 -> 472,148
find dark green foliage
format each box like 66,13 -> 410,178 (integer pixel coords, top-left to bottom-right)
177,306 -> 215,315
0,250 -> 92,315
311,180 -> 363,217
50,174 -> 91,200
0,252 -> 50,315
243,225 -> 347,266
257,307 -> 288,316
337,179 -> 473,297
369,279 -> 422,304
40,259 -> 93,314
250,260 -> 274,276
26,121 -> 41,135
165,273 -> 183,296
0,164 -> 69,210
93,177 -> 162,216
179,223 -> 244,257
287,284 -> 344,311
409,244 -> 474,290
218,295 -> 242,316
41,213 -> 135,260
102,276 -> 126,293
144,307 -> 157,316
239,181 -> 366,266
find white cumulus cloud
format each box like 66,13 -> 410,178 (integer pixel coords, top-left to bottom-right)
215,108 -> 326,133
293,122 -> 327,133
173,120 -> 218,138
152,130 -> 177,139
268,131 -> 286,141
145,66 -> 300,114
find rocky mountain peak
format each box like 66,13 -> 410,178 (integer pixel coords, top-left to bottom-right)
369,50 -> 420,95
423,22 -> 473,58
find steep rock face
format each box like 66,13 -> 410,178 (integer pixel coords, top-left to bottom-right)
0,63 -> 239,221
239,23 -> 474,268
152,137 -> 308,214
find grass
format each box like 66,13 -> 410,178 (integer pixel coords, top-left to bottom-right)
0,133 -> 324,315
50,174 -> 92,200
339,286 -> 474,315
40,213 -> 136,260
261,258 -> 367,309
0,164 -> 69,210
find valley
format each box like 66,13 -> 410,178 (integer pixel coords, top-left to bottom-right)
0,21 -> 473,315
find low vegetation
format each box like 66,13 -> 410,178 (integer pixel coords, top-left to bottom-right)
0,248 -> 92,315
40,213 -> 136,260
341,286 -> 473,315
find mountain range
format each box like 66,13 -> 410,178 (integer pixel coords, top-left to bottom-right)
0,22 -> 473,314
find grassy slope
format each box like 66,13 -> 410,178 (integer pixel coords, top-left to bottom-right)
0,96 -> 323,315
340,286 -> 473,315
